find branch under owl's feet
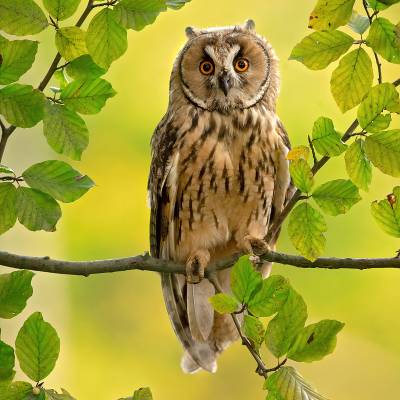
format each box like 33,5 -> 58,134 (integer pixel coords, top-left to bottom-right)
1,248 -> 400,277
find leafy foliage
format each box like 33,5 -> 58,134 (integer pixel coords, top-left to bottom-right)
0,183 -> 17,235
42,0 -> 80,21
209,293 -> 239,314
0,270 -> 34,319
55,27 -> 88,63
289,159 -> 314,193
345,139 -> 372,191
311,117 -> 347,157
265,367 -> 328,400
371,187 -> 400,237
15,312 -> 60,382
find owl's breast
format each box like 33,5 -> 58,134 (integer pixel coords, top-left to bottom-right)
170,106 -> 283,260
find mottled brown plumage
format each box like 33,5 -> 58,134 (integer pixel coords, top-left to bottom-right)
148,20 -> 292,373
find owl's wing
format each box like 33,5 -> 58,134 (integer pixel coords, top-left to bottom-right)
148,116 -> 216,372
270,119 -> 295,240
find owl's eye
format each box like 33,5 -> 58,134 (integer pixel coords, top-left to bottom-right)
199,60 -> 214,75
234,58 -> 250,73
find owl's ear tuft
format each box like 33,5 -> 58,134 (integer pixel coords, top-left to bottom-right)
243,19 -> 256,31
185,26 -> 198,39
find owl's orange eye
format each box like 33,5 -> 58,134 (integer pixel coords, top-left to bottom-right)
199,60 -> 214,75
234,58 -> 249,73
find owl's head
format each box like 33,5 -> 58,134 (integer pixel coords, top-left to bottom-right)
171,20 -> 279,113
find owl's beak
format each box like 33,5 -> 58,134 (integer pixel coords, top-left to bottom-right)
219,72 -> 232,96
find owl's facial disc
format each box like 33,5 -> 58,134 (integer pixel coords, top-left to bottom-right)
179,30 -> 273,112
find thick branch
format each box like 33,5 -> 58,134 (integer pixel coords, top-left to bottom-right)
266,78 -> 400,243
2,249 -> 400,277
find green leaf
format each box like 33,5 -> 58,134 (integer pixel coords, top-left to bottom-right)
289,159 -> 314,193
247,275 -> 290,317
288,202 -> 327,261
358,83 -> 400,131
209,293 -> 239,314
42,0 -> 80,21
288,320 -> 344,362
166,0 -> 191,9
0,183 -> 17,235
289,30 -> 354,70
55,27 -> 88,62
345,139 -> 372,191
132,387 -> 153,400
366,18 -> 400,64
15,312 -> 60,382
265,287 -> 307,358
0,340 -> 15,382
371,186 -> 400,237
86,8 -> 128,69
60,78 -> 116,115
44,388 -> 76,400
312,179 -> 361,216
312,117 -> 347,157
0,270 -> 34,319
0,84 -> 45,128
53,70 -> 68,90
330,47 -> 373,113
16,187 -> 61,232
113,0 -> 166,31
243,315 -> 265,351
0,165 -> 14,175
0,40 -> 38,85
65,55 -> 106,80
22,160 -> 94,203
231,256 -> 262,304
364,130 -> 400,177
0,0 -> 48,35
347,10 -> 370,34
309,0 -> 356,31
265,367 -> 328,400
367,0 -> 390,10
43,102 -> 89,161
0,381 -> 33,400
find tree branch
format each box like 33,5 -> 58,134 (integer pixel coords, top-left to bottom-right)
2,248 -> 400,277
266,78 -> 400,243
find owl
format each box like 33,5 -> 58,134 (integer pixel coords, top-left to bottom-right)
148,20 -> 292,373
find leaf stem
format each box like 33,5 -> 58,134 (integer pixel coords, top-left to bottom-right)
307,134 -> 318,166
362,0 -> 382,83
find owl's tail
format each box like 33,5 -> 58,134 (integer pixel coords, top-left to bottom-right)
161,272 -> 217,373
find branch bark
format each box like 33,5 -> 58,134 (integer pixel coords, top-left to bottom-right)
2,249 -> 400,277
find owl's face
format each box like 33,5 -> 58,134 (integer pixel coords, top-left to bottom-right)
174,21 -> 279,113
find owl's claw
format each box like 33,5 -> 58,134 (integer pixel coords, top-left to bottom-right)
243,235 -> 270,257
186,250 -> 210,284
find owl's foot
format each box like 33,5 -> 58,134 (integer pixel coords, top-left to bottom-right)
186,249 -> 210,284
243,235 -> 270,263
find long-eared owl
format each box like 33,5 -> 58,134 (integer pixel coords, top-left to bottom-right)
148,20 -> 292,373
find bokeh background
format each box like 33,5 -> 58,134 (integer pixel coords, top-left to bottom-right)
1,0 -> 400,399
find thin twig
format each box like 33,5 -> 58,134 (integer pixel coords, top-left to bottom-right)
92,0 -> 118,7
307,135 -> 318,166
266,358 -> 287,373
362,0 -> 382,83
209,274 -> 268,377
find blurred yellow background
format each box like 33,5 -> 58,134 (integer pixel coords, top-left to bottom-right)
1,0 -> 400,399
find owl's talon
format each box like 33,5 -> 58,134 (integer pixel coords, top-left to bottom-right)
186,250 -> 210,284
249,254 -> 261,264
243,235 -> 270,256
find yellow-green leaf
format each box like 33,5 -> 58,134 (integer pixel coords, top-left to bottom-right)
0,183 -> 17,235
243,315 -> 265,351
309,0 -> 356,31
344,139 -> 372,191
288,203 -> 327,261
289,30 -> 354,70
364,130 -> 400,177
312,116 -> 347,157
366,18 -> 400,64
330,47 -> 373,113
371,186 -> 400,237
290,159 -> 314,193
312,179 -> 361,216
209,293 -> 239,314
55,27 -> 87,62
42,0 -> 80,21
